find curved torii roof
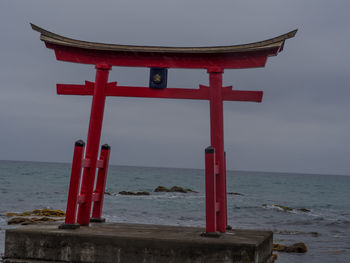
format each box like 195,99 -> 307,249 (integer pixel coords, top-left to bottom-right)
31,24 -> 297,69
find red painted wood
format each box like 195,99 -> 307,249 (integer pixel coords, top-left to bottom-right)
64,140 -> 85,225
205,147 -> 216,233
221,86 -> 263,102
208,70 -> 227,233
77,64 -> 111,226
91,145 -> 111,219
46,43 -> 275,70
57,83 -> 262,102
40,29 -> 283,233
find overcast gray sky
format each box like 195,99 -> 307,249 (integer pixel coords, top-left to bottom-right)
0,0 -> 349,175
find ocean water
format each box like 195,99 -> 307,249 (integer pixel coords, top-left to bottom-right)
0,160 -> 349,262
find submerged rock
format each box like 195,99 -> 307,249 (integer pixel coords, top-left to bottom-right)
297,208 -> 311,213
262,204 -> 311,213
154,186 -> 198,193
275,230 -> 300,235
274,204 -> 293,212
7,209 -> 65,217
273,242 -> 308,253
119,191 -> 150,196
228,192 -> 244,196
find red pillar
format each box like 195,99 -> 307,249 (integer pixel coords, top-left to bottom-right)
77,64 -> 111,225
63,140 -> 85,226
208,68 -> 227,233
205,146 -> 216,233
91,144 -> 111,221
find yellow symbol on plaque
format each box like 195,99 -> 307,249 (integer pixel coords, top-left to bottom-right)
153,73 -> 162,83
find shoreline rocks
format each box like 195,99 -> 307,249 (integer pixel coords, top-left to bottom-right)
8,216 -> 63,225
6,209 -> 65,217
6,209 -> 66,225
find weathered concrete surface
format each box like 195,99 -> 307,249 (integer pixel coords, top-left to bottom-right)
4,223 -> 273,263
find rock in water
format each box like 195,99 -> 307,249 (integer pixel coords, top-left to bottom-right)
136,191 -> 150,195
169,186 -> 187,193
119,191 -> 150,196
274,204 -> 293,212
154,186 -> 170,192
154,186 -> 198,193
273,242 -> 308,253
228,192 -> 244,196
297,208 -> 311,212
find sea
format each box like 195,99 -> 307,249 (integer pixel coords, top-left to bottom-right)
0,160 -> 349,262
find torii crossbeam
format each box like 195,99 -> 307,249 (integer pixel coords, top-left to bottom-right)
32,24 -> 296,234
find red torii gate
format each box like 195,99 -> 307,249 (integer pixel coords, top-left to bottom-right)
32,24 -> 296,234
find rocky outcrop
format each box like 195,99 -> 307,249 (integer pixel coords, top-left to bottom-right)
273,243 -> 308,253
8,216 -> 62,225
154,186 -> 198,193
119,191 -> 150,196
7,209 -> 65,217
154,186 -> 169,192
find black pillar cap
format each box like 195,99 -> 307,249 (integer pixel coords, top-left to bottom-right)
101,144 -> 111,150
75,140 -> 85,147
205,146 -> 215,154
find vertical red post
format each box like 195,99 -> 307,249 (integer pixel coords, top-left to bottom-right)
224,151 -> 228,228
208,68 -> 227,233
61,140 -> 85,228
205,146 -> 216,233
91,144 -> 111,222
77,64 -> 111,226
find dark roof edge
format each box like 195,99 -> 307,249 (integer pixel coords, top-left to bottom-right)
31,23 -> 297,54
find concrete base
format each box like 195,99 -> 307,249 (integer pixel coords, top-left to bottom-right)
4,223 -> 273,263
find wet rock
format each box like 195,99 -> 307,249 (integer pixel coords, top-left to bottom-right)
154,186 -> 198,193
154,186 -> 169,192
263,204 -> 311,213
185,188 -> 198,193
7,209 -> 65,217
275,230 -> 300,235
273,242 -> 308,253
274,204 -> 293,212
169,186 -> 188,193
119,191 -> 150,196
310,231 -> 319,237
297,208 -> 311,213
228,192 -> 244,196
8,216 -> 62,225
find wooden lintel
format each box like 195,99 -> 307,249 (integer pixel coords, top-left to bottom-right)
57,83 -> 262,102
